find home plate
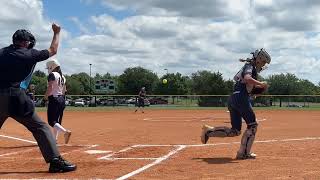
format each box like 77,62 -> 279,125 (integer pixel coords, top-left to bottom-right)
85,150 -> 112,154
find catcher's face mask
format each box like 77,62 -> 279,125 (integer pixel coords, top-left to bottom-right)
12,29 -> 36,49
254,48 -> 271,73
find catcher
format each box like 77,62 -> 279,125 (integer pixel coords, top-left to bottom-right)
201,48 -> 271,159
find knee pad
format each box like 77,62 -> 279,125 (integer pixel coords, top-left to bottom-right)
247,123 -> 258,135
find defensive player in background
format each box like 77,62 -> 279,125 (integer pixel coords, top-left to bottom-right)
135,87 -> 146,113
0,23 -> 76,172
44,59 -> 72,144
201,49 -> 271,159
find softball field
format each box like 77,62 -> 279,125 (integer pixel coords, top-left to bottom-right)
0,108 -> 320,179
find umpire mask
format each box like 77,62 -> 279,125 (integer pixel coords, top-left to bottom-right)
12,29 -> 36,49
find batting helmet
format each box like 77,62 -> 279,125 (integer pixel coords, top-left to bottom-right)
12,29 -> 36,49
46,59 -> 60,74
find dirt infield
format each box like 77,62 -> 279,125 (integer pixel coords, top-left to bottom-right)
1,109 -> 320,179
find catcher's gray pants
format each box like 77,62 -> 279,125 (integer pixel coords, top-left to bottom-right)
0,87 -> 60,163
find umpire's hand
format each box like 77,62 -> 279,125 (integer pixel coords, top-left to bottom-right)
52,23 -> 61,34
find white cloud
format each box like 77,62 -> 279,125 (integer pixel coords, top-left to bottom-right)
1,0 -> 320,85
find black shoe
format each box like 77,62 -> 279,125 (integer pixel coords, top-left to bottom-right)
49,156 -> 77,173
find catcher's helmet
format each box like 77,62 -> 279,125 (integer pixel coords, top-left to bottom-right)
12,29 -> 36,49
46,59 -> 60,74
252,48 -> 271,72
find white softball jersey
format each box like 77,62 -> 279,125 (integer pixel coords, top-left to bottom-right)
48,72 -> 66,97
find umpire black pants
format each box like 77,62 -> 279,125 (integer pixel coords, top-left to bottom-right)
0,87 -> 60,163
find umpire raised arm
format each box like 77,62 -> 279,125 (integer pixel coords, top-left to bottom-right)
0,23 -> 76,173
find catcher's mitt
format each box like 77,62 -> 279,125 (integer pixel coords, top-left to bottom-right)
250,86 -> 266,95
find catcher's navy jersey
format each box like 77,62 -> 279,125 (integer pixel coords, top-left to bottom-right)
0,45 -> 49,88
233,63 -> 257,94
227,63 -> 258,131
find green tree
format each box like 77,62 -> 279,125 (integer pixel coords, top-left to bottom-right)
118,67 -> 158,94
33,70 -> 46,78
71,72 -> 91,94
155,73 -> 190,95
65,75 -> 84,95
191,71 -> 232,106
267,73 -> 302,95
30,75 -> 47,95
192,71 -> 230,95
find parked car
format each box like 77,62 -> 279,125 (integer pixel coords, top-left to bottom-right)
126,97 -> 150,106
143,99 -> 150,106
287,104 -> 303,108
149,97 -> 168,105
125,98 -> 137,104
65,98 -> 72,106
74,99 -> 85,107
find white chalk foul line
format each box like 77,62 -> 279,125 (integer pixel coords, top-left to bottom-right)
0,134 -> 98,147
0,134 -> 99,160
143,116 -> 267,122
168,136 -> 320,147
104,157 -> 159,160
0,148 -> 37,158
115,145 -> 186,180
0,134 -> 37,144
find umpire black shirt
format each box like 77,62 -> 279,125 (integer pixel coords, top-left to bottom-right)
0,45 -> 49,88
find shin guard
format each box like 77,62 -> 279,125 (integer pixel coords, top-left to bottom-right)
238,124 -> 258,155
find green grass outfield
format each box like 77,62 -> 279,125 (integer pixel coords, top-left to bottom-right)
35,105 -> 320,112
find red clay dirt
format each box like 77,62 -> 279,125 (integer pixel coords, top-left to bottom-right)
0,109 -> 320,179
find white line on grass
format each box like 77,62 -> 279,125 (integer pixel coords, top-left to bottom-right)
115,145 -> 186,180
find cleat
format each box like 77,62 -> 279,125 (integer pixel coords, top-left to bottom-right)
201,125 -> 214,144
49,156 -> 77,173
236,152 -> 257,160
64,131 -> 72,144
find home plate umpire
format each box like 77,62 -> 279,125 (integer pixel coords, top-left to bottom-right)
0,23 -> 76,173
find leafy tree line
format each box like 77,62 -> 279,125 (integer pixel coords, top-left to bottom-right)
30,67 -> 320,96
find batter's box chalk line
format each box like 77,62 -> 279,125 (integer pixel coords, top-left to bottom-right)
0,134 -> 99,159
109,145 -> 186,180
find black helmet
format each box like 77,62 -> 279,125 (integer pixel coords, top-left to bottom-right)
12,29 -> 36,49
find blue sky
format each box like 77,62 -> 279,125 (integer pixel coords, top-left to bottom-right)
1,0 -> 320,84
42,0 -> 133,36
